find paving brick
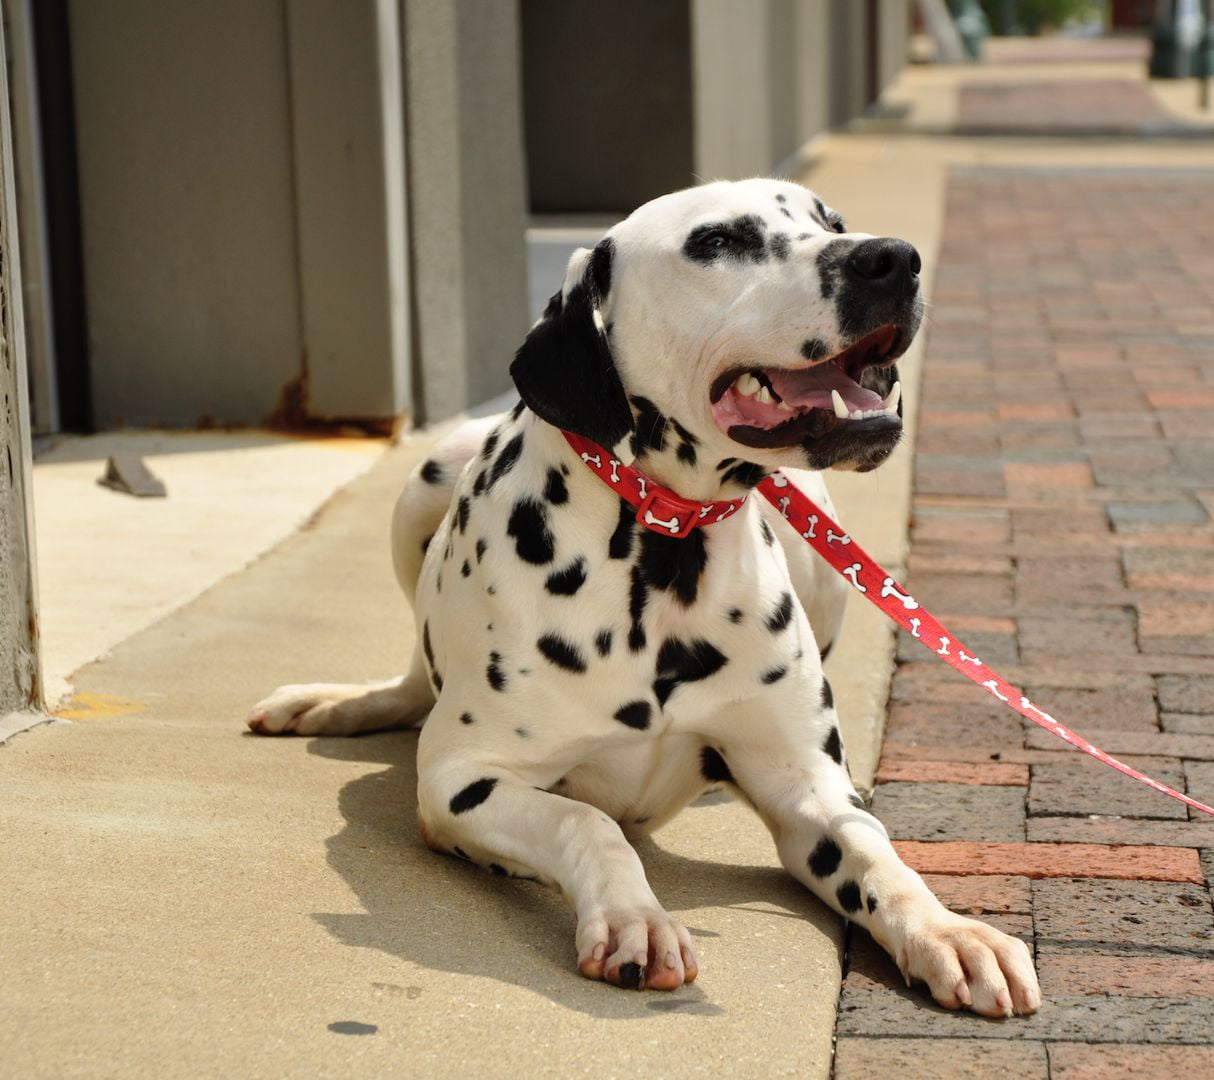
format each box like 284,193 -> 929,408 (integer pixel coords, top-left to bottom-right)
1018,608 -> 1138,658
1025,726 -> 1214,761
1123,546 -> 1214,591
882,700 -> 1026,750
1017,686 -> 1158,731
876,759 -> 1028,786
1049,1044 -> 1214,1080
1161,711 -> 1214,735
893,840 -> 1203,883
916,462 -> 1007,498
921,873 -> 1032,915
1184,761 -> 1214,821
1139,601 -> 1214,657
1037,948 -> 1214,999
1107,499 -> 1209,533
1003,461 -> 1094,493
1029,754 -> 1188,821
903,572 -> 1014,615
1157,674 -> 1214,715
1032,878 -> 1214,949
834,1038 -> 1049,1079
870,782 -> 1026,843
912,508 -> 1010,546
1011,506 -> 1112,539
897,625 -> 1019,667
1015,555 -> 1127,608
1027,817 -> 1214,848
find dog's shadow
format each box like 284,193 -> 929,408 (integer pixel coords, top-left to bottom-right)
307,730 -> 840,1019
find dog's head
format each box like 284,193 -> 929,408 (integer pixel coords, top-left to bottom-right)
511,178 -> 921,481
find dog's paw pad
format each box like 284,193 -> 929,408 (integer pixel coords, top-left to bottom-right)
576,907 -> 699,991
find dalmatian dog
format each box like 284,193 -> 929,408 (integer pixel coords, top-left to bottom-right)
248,178 -> 1040,1018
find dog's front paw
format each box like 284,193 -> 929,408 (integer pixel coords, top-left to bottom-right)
246,684 -> 354,736
575,905 -> 699,991
896,913 -> 1039,1018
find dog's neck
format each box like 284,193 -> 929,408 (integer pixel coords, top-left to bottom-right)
626,395 -> 769,503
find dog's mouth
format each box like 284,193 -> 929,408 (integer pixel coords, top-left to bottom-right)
708,326 -> 904,449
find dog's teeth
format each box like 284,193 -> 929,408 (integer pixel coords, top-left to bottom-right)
831,390 -> 848,419
776,400 -> 793,412
882,380 -> 902,413
756,386 -> 775,404
849,409 -> 863,420
735,373 -> 761,397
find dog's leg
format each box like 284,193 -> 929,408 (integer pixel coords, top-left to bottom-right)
417,733 -> 698,991
699,692 -> 1040,1017
247,650 -> 434,736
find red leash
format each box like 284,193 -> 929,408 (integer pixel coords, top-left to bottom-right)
563,430 -> 1214,818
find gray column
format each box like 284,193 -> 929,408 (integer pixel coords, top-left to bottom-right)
0,14 -> 43,721
403,0 -> 529,425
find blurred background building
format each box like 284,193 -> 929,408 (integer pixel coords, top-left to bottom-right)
1,0 -> 912,438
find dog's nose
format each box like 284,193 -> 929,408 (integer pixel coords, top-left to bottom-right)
844,238 -> 921,297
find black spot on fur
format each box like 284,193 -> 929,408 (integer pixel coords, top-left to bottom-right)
481,429 -> 500,460
820,639 -> 834,662
848,793 -> 866,811
507,498 -> 556,564
421,534 -> 433,555
609,497 -> 635,560
670,419 -> 699,447
728,607 -> 743,624
775,193 -> 787,203
420,459 -> 442,484
676,440 -> 697,466
617,962 -> 643,989
638,529 -> 707,608
761,665 -> 787,685
449,777 -> 497,815
473,471 -> 487,496
545,557 -> 587,596
700,746 -> 734,785
816,239 -> 849,301
801,338 -> 830,361
514,727 -> 530,739
422,620 -> 435,668
628,567 -> 648,652
837,880 -> 862,914
823,727 -> 843,765
765,592 -> 794,633
760,518 -> 775,546
683,215 -> 768,265
510,399 -> 526,420
595,629 -> 613,656
475,538 -> 487,563
543,467 -> 568,505
487,432 -> 524,491
769,232 -> 791,261
716,457 -> 737,471
653,638 -> 727,706
460,712 -> 474,725
458,559 -> 470,577
631,396 -> 668,454
821,678 -> 834,710
456,496 -> 471,535
537,634 -> 587,673
431,670 -> 443,692
487,652 -> 507,692
720,460 -> 768,488
866,894 -> 878,914
809,837 -> 842,878
671,419 -> 699,465
614,701 -> 651,731
489,863 -> 508,877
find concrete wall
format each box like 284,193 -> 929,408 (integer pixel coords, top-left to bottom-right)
521,0 -> 693,214
69,0 -> 305,428
0,15 -> 42,717
402,0 -> 529,423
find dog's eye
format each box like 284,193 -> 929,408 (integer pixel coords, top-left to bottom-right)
703,231 -> 731,249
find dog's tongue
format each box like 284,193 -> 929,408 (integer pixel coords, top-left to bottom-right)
767,364 -> 884,414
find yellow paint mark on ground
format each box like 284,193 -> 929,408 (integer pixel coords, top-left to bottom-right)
55,693 -> 146,721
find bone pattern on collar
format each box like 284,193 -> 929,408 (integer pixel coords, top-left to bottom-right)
562,432 -> 749,539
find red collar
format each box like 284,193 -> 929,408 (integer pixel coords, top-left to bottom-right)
562,431 -> 748,538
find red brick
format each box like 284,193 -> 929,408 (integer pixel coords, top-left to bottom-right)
1147,387 -> 1214,408
1016,686 -> 1159,731
1038,950 -> 1214,998
997,401 -> 1075,422
892,840 -> 1203,883
1050,1045 -> 1214,1080
875,759 -> 1028,786
903,572 -> 1014,615
1029,754 -> 1188,820
1018,608 -> 1138,658
1003,461 -> 1094,492
1033,877 -> 1214,947
920,873 -> 1032,914
835,1039 -> 1048,1080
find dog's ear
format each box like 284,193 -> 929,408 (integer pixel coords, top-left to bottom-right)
510,239 -> 635,461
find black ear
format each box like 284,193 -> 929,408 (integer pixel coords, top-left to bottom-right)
510,239 -> 635,460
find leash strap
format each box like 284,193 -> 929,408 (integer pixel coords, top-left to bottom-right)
756,472 -> 1214,818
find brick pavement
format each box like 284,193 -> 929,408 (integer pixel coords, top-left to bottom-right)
833,168 -> 1214,1078
957,81 -> 1190,135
